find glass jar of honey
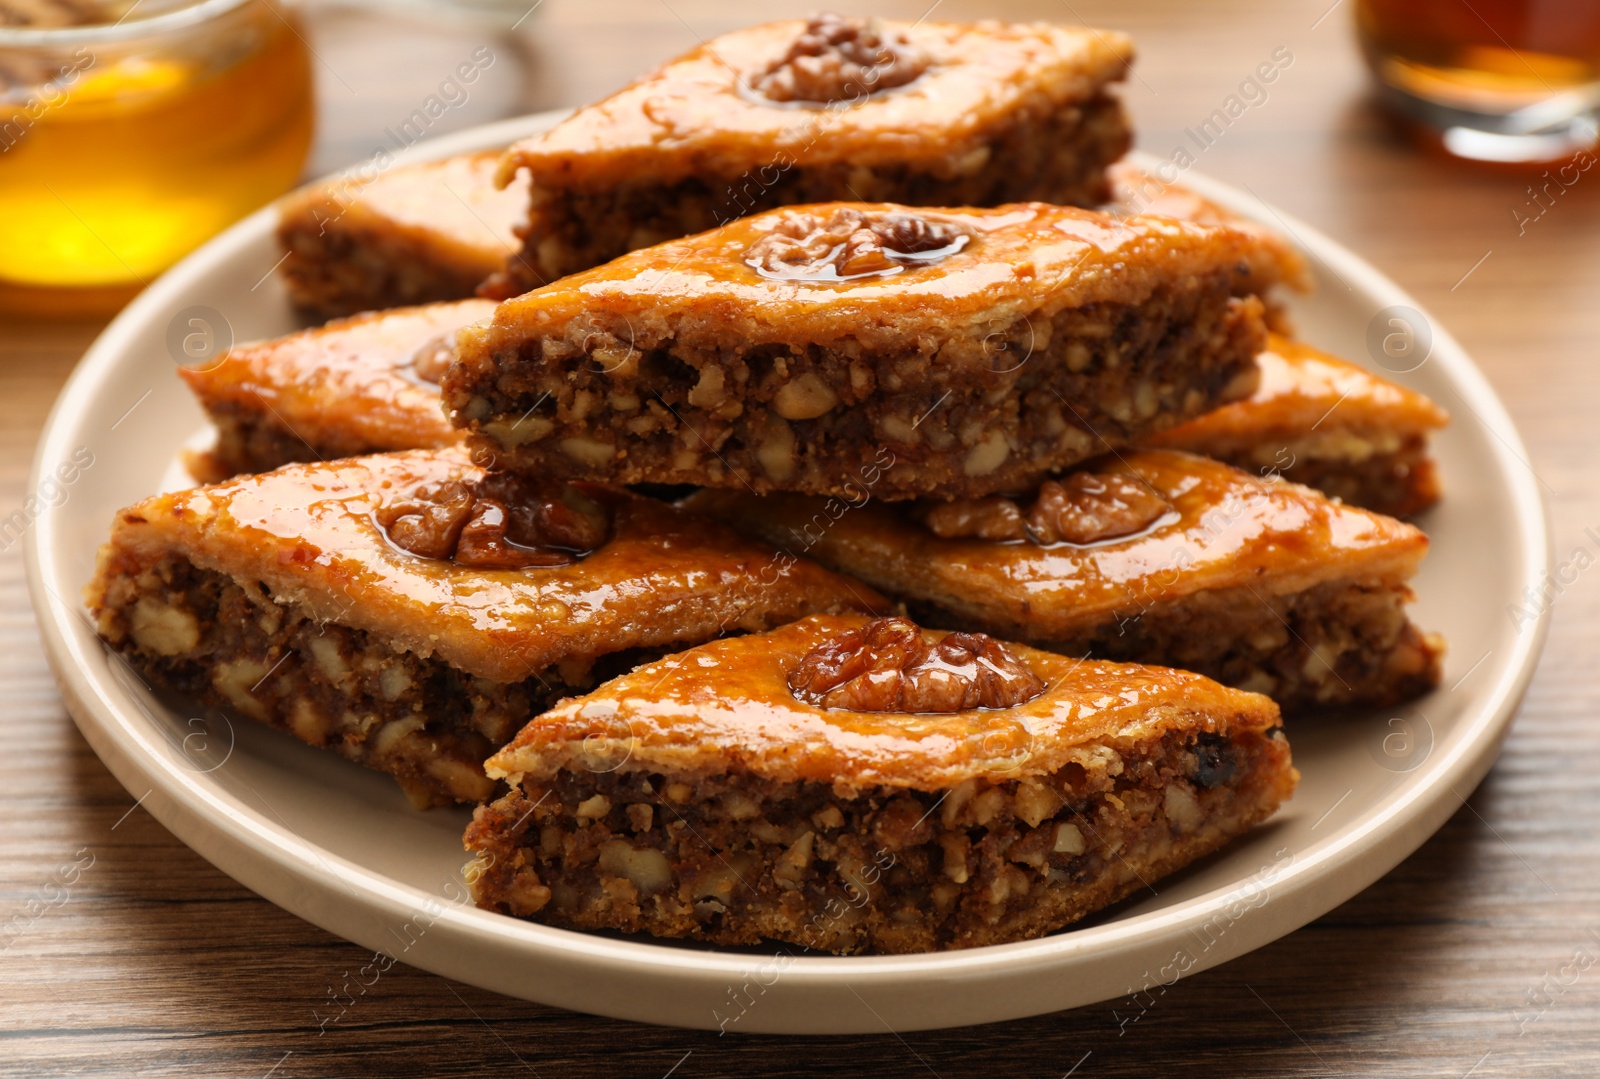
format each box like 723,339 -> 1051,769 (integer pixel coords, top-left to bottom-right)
0,0 -> 314,314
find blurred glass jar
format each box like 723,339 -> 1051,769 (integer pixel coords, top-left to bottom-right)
1357,0 -> 1600,162
0,0 -> 313,311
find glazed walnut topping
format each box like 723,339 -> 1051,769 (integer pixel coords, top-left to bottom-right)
788,617 -> 1045,713
917,497 -> 1027,543
376,475 -> 608,569
916,472 -> 1172,546
746,207 -> 969,283
749,13 -> 930,104
1028,472 -> 1172,545
405,331 -> 458,385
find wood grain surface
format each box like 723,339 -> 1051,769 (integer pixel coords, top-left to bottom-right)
5,0 -> 1600,1074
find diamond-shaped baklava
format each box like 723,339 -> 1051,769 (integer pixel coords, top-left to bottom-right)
464,614 -> 1297,954
86,449 -> 884,806
485,15 -> 1134,294
686,450 -> 1442,711
444,201 -> 1272,501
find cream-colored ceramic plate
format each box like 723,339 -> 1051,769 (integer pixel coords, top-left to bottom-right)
27,113 -> 1550,1033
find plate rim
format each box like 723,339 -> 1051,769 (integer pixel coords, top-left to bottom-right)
25,111 -> 1553,1033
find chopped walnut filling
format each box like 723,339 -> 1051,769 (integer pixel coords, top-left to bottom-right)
916,471 -> 1172,546
788,616 -> 1044,713
746,207 -> 969,283
376,476 -> 608,569
748,13 -> 931,104
405,330 -> 459,385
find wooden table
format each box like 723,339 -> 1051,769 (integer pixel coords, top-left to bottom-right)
5,0 -> 1599,1074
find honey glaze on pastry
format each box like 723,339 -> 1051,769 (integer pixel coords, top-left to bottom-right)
400,328 -> 467,386
487,17 -> 1135,291
179,299 -> 491,480
446,201 -> 1270,501
1146,333 -> 1451,517
277,152 -> 528,318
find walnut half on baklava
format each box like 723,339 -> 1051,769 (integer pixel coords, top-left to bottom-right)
464,614 -> 1297,954
445,201 -> 1271,501
485,14 -> 1133,294
85,449 -> 884,807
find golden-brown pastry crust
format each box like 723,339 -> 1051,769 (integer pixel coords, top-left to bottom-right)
487,614 -> 1284,789
445,201 -> 1271,500
1150,334 -> 1449,455
464,201 -> 1266,345
85,450 -> 886,806
182,291 -> 1446,516
180,300 -> 486,480
1104,161 -> 1312,302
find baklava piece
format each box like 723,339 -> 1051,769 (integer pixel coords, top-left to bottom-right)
182,305 -> 1441,519
85,449 -> 884,807
1146,334 -> 1449,517
445,201 -> 1271,500
464,614 -> 1297,954
181,300 -> 488,481
484,15 -> 1133,294
686,450 -> 1442,712
278,151 -> 530,319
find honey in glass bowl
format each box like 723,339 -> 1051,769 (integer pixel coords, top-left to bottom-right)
1357,0 -> 1600,162
0,0 -> 313,312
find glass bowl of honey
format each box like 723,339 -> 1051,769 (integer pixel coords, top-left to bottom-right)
0,0 -> 314,314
